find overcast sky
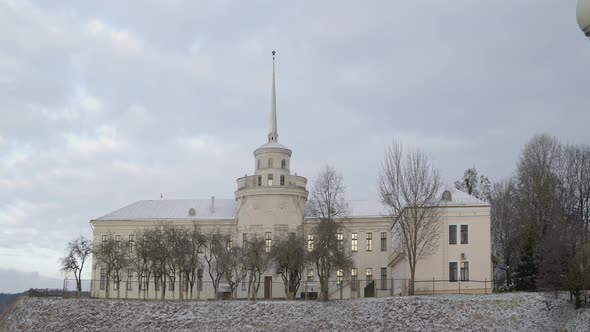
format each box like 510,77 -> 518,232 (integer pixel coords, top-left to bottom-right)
0,0 -> 589,293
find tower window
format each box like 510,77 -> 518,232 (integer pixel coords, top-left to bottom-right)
280,175 -> 285,186
257,175 -> 262,186
281,159 -> 286,169
268,158 -> 273,168
257,159 -> 260,170
267,174 -> 273,186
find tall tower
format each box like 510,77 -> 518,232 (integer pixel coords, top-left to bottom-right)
235,52 -> 308,236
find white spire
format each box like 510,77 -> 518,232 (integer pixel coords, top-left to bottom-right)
268,50 -> 278,143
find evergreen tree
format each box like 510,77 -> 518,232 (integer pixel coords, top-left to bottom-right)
515,233 -> 538,291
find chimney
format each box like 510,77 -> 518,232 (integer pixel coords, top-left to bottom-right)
210,196 -> 215,214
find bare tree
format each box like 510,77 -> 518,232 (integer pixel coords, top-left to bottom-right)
203,231 -> 232,300
225,245 -> 246,300
490,180 -> 519,289
271,231 -> 307,300
243,234 -> 271,300
378,142 -> 441,296
182,223 -> 205,299
132,231 -> 153,299
93,235 -> 131,298
307,165 -> 353,301
60,235 -> 93,297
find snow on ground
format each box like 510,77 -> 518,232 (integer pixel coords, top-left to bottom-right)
0,292 -> 587,332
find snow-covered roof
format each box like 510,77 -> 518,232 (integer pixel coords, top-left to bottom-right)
94,199 -> 237,221
256,142 -> 291,150
344,200 -> 389,218
440,186 -> 489,206
94,187 -> 488,222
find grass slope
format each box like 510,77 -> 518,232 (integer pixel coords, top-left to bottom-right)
0,293 -> 587,332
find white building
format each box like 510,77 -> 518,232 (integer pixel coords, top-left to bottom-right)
90,56 -> 492,300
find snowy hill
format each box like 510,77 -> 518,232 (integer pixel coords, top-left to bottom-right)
0,293 -> 588,331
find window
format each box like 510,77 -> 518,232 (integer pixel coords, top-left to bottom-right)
115,235 -> 121,249
169,274 -> 175,291
449,262 -> 458,282
307,269 -> 314,281
281,159 -> 286,169
155,275 -> 161,291
267,174 -> 273,186
442,190 -> 452,201
129,234 -> 135,244
460,262 -> 470,281
336,269 -> 343,286
268,158 -> 273,168
337,233 -> 344,249
381,268 -> 387,290
307,234 -> 314,252
449,225 -> 457,245
381,232 -> 387,251
127,270 -> 133,290
265,232 -> 272,253
180,273 -> 188,292
366,232 -> 373,252
140,272 -> 148,291
351,268 -> 358,291
102,235 -> 107,244
226,235 -> 233,250
113,275 -> 119,291
460,225 -> 469,244
257,175 -> 262,186
242,272 -> 247,291
257,159 -> 260,170
280,175 -> 285,186
351,233 -> 358,252
243,233 -> 248,246
366,268 -> 373,283
100,268 -> 106,290
188,208 -> 196,216
197,269 -> 203,291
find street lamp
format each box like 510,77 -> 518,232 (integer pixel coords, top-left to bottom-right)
577,0 -> 590,38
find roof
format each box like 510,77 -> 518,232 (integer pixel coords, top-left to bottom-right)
439,185 -> 490,206
94,198 -> 237,221
256,142 -> 291,150
94,187 -> 488,222
343,200 -> 389,218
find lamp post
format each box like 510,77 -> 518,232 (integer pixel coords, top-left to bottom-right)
577,0 -> 590,38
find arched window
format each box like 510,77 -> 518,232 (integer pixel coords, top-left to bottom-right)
442,190 -> 452,201
268,158 -> 273,168
281,159 -> 286,169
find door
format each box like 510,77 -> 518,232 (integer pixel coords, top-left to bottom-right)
264,276 -> 272,299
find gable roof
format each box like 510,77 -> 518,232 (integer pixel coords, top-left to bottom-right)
93,187 -> 488,222
94,198 -> 237,221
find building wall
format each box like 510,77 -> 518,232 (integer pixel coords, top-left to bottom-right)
90,203 -> 491,300
389,205 -> 492,295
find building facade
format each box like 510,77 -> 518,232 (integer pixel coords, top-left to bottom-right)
89,57 -> 492,300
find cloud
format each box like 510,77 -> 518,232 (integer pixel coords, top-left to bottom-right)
63,125 -> 127,156
0,0 -> 589,283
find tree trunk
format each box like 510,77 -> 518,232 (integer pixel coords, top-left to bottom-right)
409,265 -> 416,296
